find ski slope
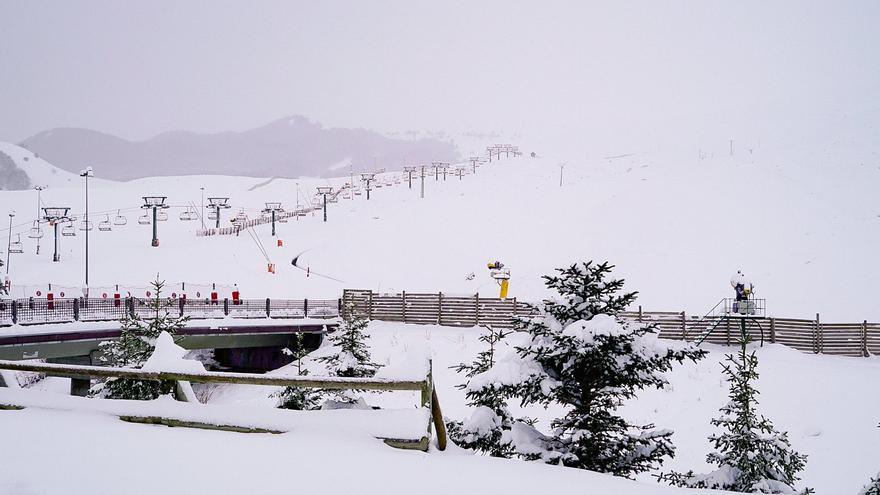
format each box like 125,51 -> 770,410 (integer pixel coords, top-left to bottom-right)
0,140 -> 877,321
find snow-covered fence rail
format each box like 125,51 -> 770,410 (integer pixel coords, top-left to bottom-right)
0,358 -> 447,451
0,297 -> 340,326
341,289 -> 538,329
620,308 -> 879,358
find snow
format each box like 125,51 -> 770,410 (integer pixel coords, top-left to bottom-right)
0,146 -> 876,322
0,321 -> 877,493
140,331 -> 206,374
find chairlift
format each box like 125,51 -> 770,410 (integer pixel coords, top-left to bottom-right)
207,210 -> 219,221
156,210 -> 168,222
79,219 -> 93,231
137,213 -> 151,225
353,190 -> 363,196
179,207 -> 197,221
114,210 -> 127,226
27,221 -> 43,239
9,234 -> 23,254
62,221 -> 76,237
98,214 -> 112,232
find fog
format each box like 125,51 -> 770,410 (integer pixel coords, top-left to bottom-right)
2,1 -> 878,155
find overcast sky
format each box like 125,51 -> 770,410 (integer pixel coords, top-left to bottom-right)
1,1 -> 878,152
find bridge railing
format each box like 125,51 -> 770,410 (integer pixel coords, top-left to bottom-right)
0,297 -> 341,327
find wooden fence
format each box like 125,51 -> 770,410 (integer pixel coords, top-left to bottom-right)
341,289 -> 537,329
620,309 -> 880,358
342,290 -> 878,358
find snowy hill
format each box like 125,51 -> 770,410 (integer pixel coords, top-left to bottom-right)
18,117 -> 459,181
0,142 -> 877,321
0,142 -> 81,188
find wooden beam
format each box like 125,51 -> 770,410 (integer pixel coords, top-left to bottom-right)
0,360 -> 426,392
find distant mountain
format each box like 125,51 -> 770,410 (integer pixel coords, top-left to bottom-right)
19,116 -> 459,181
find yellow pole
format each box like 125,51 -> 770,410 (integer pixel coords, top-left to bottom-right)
499,279 -> 509,299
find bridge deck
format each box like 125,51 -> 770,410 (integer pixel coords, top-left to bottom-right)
0,318 -> 337,361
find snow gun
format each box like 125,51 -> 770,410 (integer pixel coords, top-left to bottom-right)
487,261 -> 511,299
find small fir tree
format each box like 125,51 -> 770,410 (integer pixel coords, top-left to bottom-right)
447,325 -> 518,457
657,337 -> 812,494
274,332 -> 324,410
93,277 -> 189,400
317,308 -> 380,403
455,261 -> 706,477
859,424 -> 880,495
862,475 -> 880,495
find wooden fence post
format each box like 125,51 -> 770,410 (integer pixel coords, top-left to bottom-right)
265,298 -> 271,318
814,313 -> 821,354
437,292 -> 443,326
474,293 -> 480,326
769,318 -> 776,344
725,317 -> 730,346
862,320 -> 869,357
303,299 -> 309,318
402,291 -> 407,323
638,305 -> 643,323
680,311 -> 686,341
367,292 -> 373,320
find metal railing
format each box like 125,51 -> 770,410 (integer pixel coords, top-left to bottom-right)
0,297 -> 341,326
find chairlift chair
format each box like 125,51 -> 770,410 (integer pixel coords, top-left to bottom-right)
137,213 -> 151,225
207,210 -> 219,221
62,221 -> 76,237
156,210 -> 169,222
179,207 -> 197,221
98,215 -> 112,231
79,219 -> 93,231
113,210 -> 127,226
27,221 -> 43,239
9,234 -> 23,254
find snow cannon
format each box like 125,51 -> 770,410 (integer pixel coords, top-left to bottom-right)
232,287 -> 241,305
730,270 -> 756,315
487,261 -> 511,299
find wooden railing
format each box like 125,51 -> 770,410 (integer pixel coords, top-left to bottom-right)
0,358 -> 446,451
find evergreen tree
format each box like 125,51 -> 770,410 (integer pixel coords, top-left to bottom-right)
317,308 -> 380,403
861,475 -> 880,495
457,261 -> 706,477
274,332 -> 323,410
657,337 -> 812,494
93,277 -> 189,400
447,325 -> 518,457
859,424 -> 880,495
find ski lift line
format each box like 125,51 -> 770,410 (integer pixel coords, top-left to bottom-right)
245,224 -> 271,263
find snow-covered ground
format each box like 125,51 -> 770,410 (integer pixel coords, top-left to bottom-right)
0,139 -> 878,321
2,321 -> 877,494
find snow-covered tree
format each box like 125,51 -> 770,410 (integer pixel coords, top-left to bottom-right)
657,338 -> 812,494
275,332 -> 323,410
447,325 -> 518,457
317,308 -> 380,403
455,261 -> 707,477
93,277 -> 189,400
861,475 -> 880,495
